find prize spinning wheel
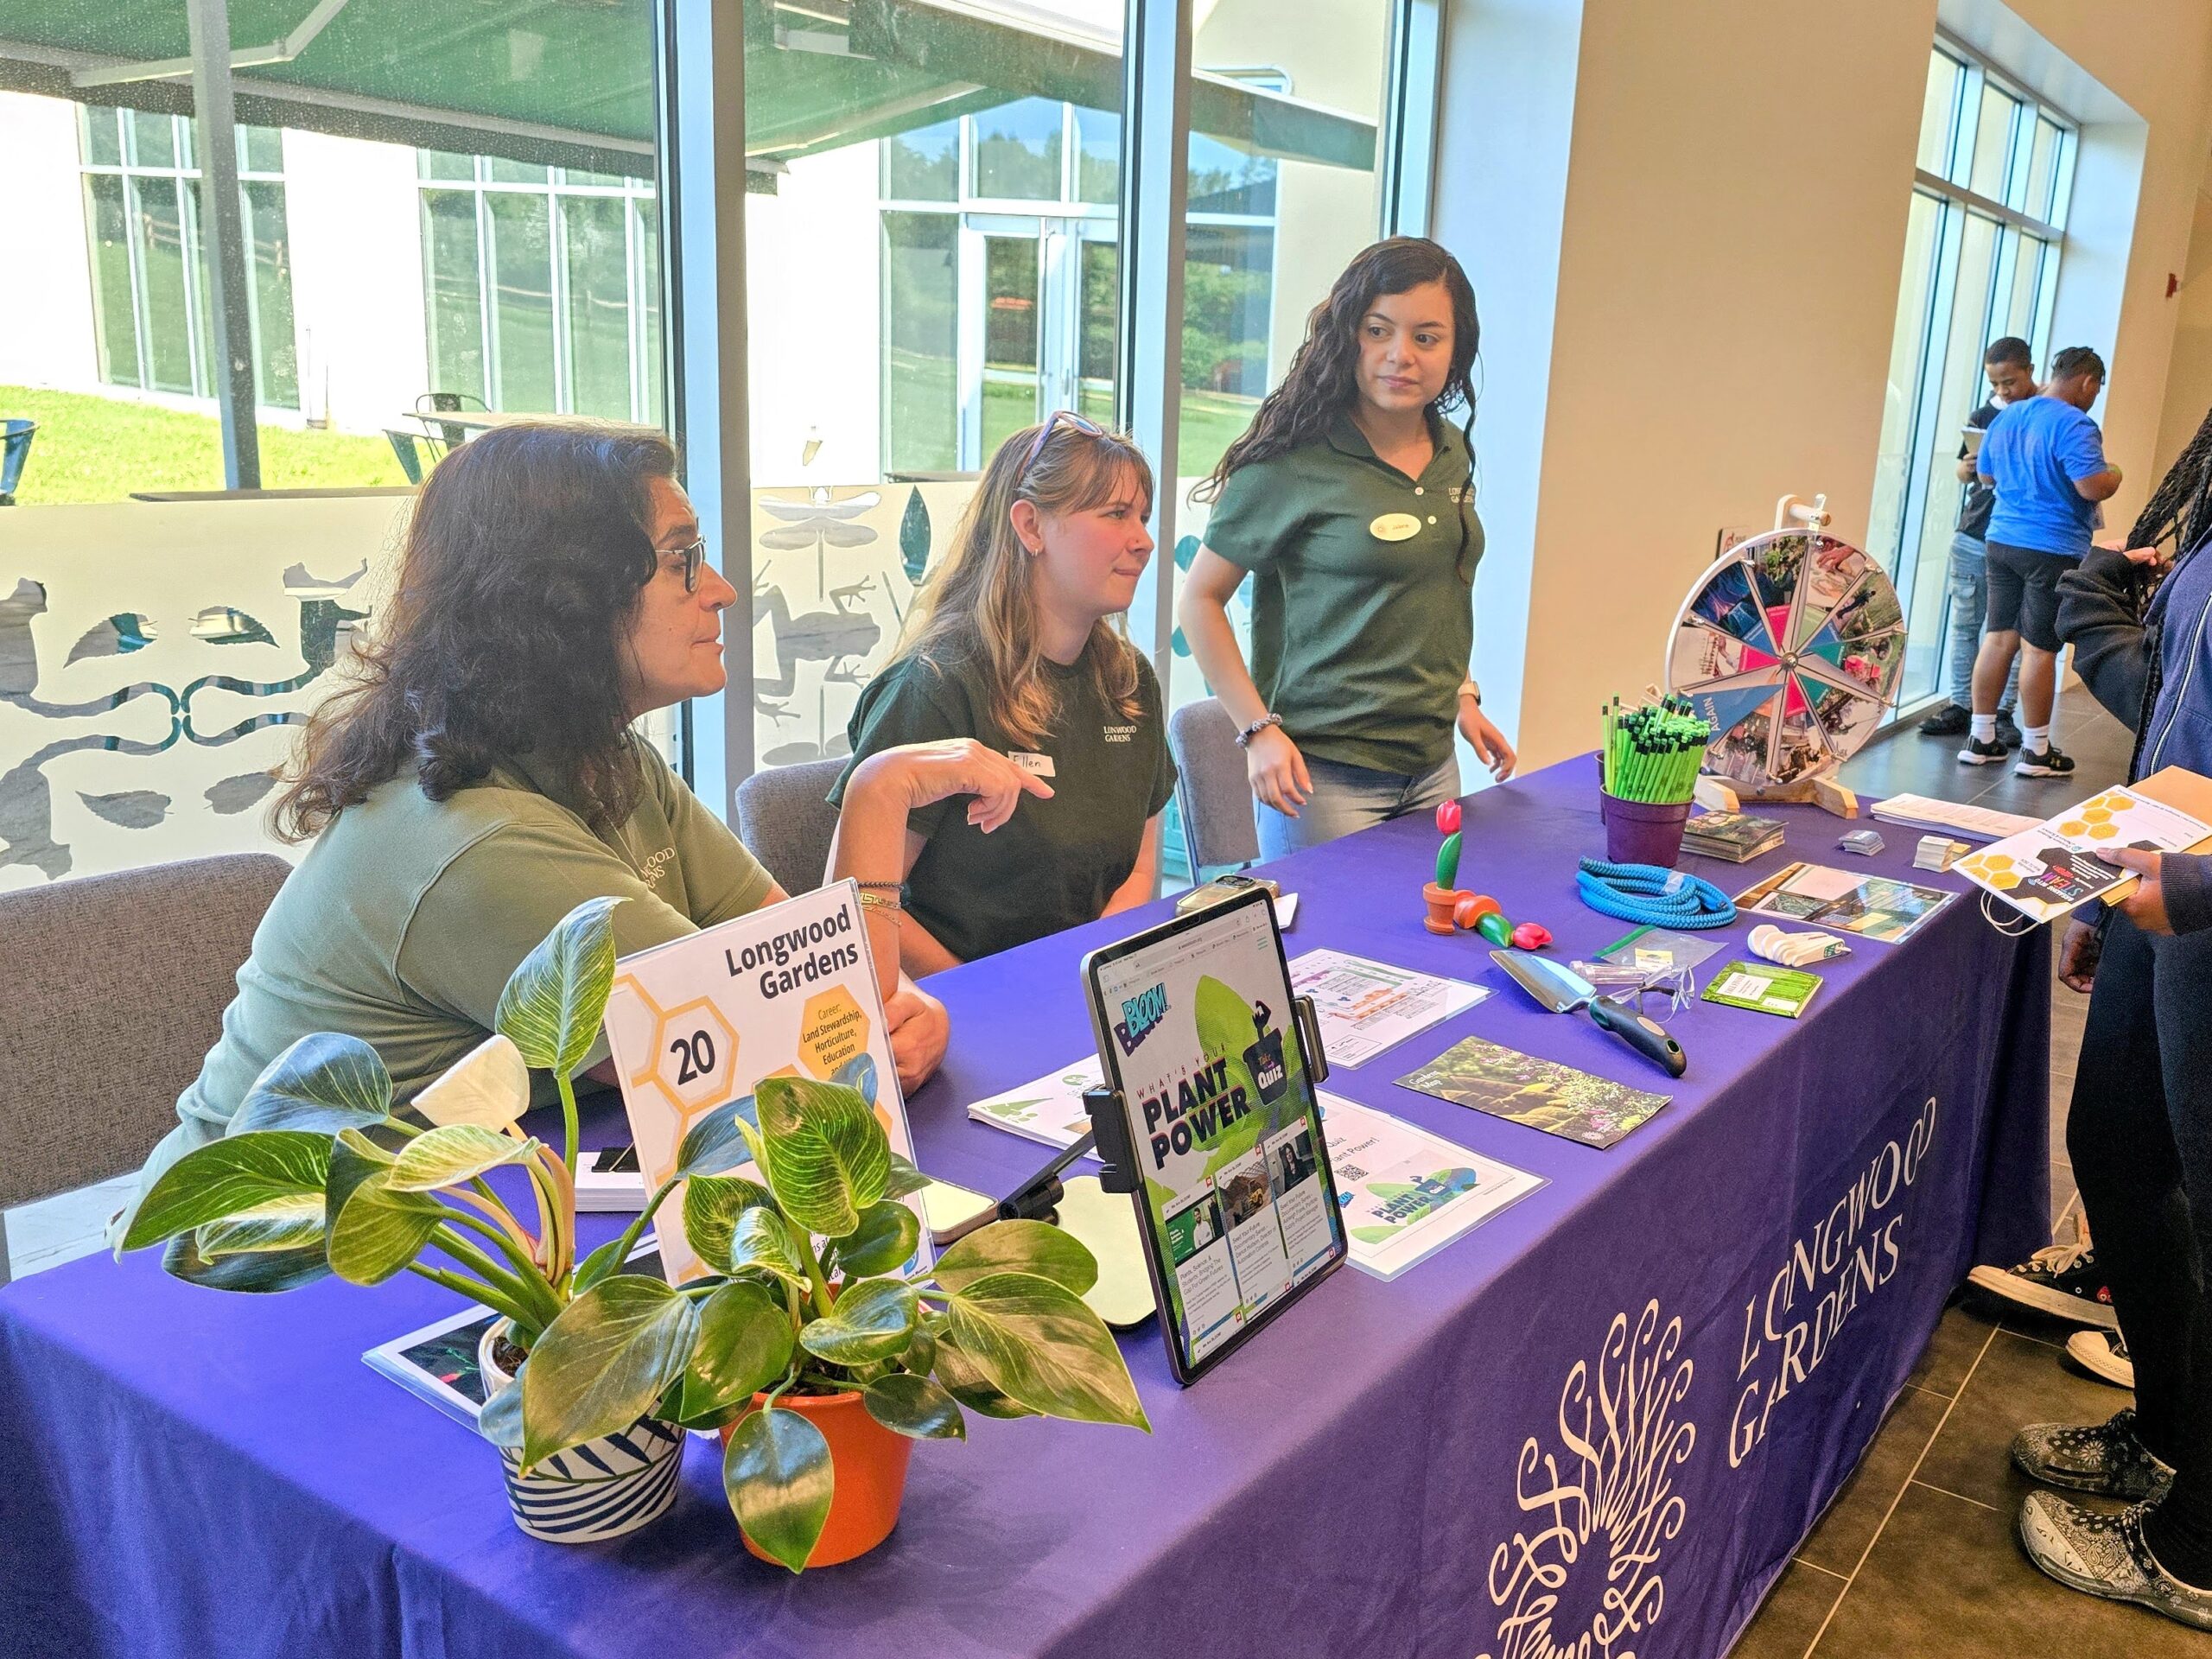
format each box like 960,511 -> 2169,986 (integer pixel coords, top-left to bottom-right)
1664,518 -> 1904,790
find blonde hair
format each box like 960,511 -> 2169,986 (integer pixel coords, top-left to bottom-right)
893,420 -> 1155,749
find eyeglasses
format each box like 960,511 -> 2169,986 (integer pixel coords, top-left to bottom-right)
667,537 -> 707,594
1016,410 -> 1107,485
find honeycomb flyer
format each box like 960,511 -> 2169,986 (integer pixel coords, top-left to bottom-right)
1954,786 -> 2212,925
601,880 -> 927,1281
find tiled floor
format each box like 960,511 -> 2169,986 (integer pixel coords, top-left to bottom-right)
1731,690 -> 2193,1657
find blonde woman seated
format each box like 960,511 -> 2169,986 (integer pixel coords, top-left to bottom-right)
830,414 -> 1178,973
140,422 -> 1030,1194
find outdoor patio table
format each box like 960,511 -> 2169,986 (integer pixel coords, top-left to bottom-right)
0,754 -> 2047,1659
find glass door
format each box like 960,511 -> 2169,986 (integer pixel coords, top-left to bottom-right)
962,217 -> 1043,465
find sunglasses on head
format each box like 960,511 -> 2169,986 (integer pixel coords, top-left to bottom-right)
1016,410 -> 1108,485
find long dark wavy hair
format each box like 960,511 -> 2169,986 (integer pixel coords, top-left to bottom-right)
1196,237 -> 1479,502
273,421 -> 677,842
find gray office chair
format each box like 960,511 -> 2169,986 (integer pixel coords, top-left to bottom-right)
0,852 -> 289,1284
734,757 -> 848,895
1167,697 -> 1260,874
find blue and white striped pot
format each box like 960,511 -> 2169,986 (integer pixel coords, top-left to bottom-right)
480,1323 -> 685,1544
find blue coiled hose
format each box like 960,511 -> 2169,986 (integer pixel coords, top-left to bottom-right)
1574,857 -> 1738,928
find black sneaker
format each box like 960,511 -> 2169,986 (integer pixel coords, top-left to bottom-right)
1920,702 -> 1971,737
1996,709 -> 2024,749
2013,1408 -> 2173,1500
1966,1241 -> 2119,1328
1959,735 -> 2010,766
2017,743 -> 2075,779
2068,1331 -> 2135,1390
2019,1493 -> 2212,1630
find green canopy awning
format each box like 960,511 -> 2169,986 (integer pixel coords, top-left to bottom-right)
0,0 -> 1373,181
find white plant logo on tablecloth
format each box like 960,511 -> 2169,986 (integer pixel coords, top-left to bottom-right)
1479,1300 -> 1696,1659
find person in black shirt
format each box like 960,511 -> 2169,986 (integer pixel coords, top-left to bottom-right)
1921,336 -> 2036,741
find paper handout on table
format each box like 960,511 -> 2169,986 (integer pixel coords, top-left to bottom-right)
1318,1093 -> 1544,1280
1869,793 -> 2038,844
1732,861 -> 1955,944
1288,948 -> 1488,1067
1952,785 -> 2212,924
601,882 -> 929,1281
966,1056 -> 1107,1152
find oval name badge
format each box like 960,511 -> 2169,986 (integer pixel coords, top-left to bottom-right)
1370,512 -> 1422,542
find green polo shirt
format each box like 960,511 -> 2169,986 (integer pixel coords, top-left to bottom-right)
830,641 -> 1177,964
1201,410 -> 1482,776
150,742 -> 773,1181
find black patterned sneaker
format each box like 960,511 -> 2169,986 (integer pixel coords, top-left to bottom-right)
1920,702 -> 1971,737
2012,1409 -> 2173,1501
2019,1493 -> 2212,1630
1996,708 -> 2024,749
2016,742 -> 2075,778
2068,1330 -> 2135,1389
1958,735 -> 2009,765
1966,1240 -> 2118,1328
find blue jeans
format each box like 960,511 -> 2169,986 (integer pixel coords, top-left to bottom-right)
1255,753 -> 1461,859
1945,531 -> 2020,710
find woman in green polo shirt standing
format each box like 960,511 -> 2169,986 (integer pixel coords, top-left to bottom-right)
135,421 -> 1036,1200
831,416 -> 1177,973
1178,237 -> 1515,855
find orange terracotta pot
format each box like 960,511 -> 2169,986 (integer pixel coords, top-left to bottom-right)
1421,881 -> 1462,935
722,1389 -> 915,1568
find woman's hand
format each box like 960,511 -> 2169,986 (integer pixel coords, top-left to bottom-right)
2107,848 -> 2173,934
884,979 -> 949,1092
1244,724 -> 1312,817
2057,918 -> 2101,992
1459,702 -> 1516,782
864,738 -> 1052,831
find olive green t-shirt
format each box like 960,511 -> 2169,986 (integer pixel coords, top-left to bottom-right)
830,643 -> 1177,964
152,743 -> 773,1179
1201,410 -> 1483,776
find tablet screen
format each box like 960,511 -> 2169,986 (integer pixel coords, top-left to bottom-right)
1083,889 -> 1345,1382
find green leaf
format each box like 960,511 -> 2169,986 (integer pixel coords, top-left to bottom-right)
753,1075 -> 889,1239
728,1206 -> 807,1288
228,1033 -> 393,1135
325,1131 -> 446,1285
121,1131 -> 334,1252
675,1099 -> 760,1179
521,1274 -> 697,1468
495,894 -> 623,1073
722,1405 -> 833,1573
826,1200 -> 920,1278
683,1173 -> 776,1273
162,1230 -> 331,1294
880,1152 -> 931,1198
676,1281 -> 797,1426
862,1372 -> 965,1440
194,1192 -> 327,1258
931,1219 -> 1097,1296
798,1279 -> 918,1365
931,1332 -> 1035,1420
479,1371 -> 526,1450
570,1234 -> 631,1297
942,1272 -> 1148,1430
411,1033 -> 529,1130
385,1123 -> 539,1192
903,1322 -> 938,1377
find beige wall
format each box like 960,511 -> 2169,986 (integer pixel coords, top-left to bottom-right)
1441,0 -> 2212,771
2153,160 -> 2212,478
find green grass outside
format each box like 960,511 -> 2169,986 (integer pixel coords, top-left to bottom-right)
0,384 -> 409,505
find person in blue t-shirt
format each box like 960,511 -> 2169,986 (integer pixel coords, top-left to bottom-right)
1963,346 -> 2123,779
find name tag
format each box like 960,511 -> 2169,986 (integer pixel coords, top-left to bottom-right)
1370,512 -> 1421,542
1007,750 -> 1057,778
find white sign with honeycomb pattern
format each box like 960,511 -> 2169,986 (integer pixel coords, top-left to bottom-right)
1953,786 -> 2210,924
601,881 -> 929,1281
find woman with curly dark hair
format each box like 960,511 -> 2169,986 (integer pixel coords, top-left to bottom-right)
143,421 -> 1037,1180
1176,237 -> 1515,855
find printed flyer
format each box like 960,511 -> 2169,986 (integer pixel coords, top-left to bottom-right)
601,883 -> 927,1281
1091,900 -> 1344,1368
1319,1094 -> 1545,1280
1953,786 -> 2212,924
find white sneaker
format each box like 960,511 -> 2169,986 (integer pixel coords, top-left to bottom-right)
2067,1329 -> 2135,1389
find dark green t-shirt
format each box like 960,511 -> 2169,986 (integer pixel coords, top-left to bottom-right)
1201,410 -> 1483,776
830,642 -> 1177,964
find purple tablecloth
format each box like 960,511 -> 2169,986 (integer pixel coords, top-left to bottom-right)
0,756 -> 2048,1659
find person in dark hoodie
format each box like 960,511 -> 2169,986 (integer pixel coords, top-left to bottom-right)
2004,413 -> 2212,1630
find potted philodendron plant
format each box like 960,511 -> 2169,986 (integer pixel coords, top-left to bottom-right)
121,897 -> 1150,1563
